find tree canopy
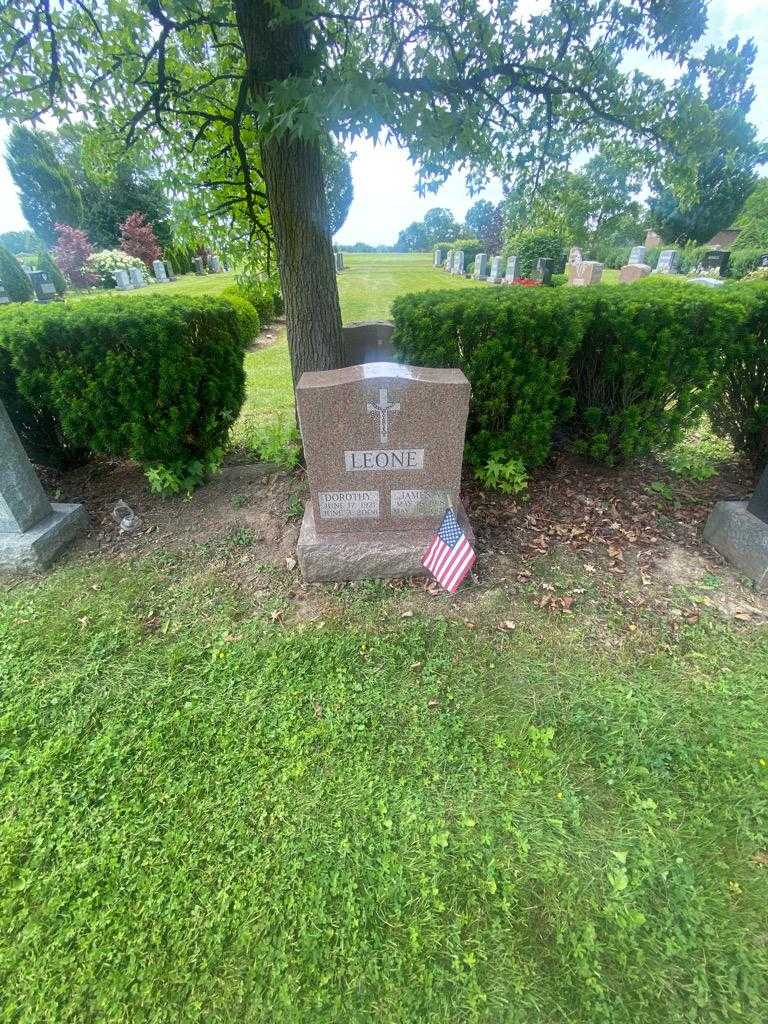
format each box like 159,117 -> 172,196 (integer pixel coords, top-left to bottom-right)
0,0 -> 749,380
647,38 -> 766,244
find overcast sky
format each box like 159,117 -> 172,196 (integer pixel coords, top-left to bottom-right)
0,0 -> 765,246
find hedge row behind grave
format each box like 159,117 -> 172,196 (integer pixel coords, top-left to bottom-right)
0,294 -> 252,491
392,279 -> 768,471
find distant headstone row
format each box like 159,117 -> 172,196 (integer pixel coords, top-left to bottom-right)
438,250 -> 555,285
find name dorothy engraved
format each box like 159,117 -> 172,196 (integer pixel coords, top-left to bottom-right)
345,449 -> 425,471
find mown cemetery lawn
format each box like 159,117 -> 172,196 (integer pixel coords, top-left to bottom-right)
1,254 -> 766,1023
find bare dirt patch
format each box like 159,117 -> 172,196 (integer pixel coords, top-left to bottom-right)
30,446 -> 768,626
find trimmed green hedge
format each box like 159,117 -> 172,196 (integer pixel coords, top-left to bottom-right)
709,282 -> 768,471
0,242 -> 34,302
392,279 -> 765,471
566,278 -> 739,463
391,288 -> 583,468
0,295 -> 248,489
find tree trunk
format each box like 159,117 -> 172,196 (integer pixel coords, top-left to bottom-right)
260,133 -> 344,388
234,0 -> 345,388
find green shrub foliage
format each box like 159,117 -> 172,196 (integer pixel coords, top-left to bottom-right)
219,287 -> 261,342
393,279 -> 756,471
0,295 -> 248,486
566,279 -> 738,463
0,243 -> 34,302
504,229 -> 566,277
709,281 -> 768,472
225,280 -> 282,326
443,238 -> 485,266
392,289 -> 582,468
728,248 -> 767,281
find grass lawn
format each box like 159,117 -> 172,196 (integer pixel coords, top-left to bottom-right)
2,253 -> 767,1022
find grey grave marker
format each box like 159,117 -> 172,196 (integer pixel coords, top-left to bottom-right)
0,400 -> 87,572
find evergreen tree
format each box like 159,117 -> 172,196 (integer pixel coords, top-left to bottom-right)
6,126 -> 83,245
0,243 -> 34,302
647,39 -> 766,244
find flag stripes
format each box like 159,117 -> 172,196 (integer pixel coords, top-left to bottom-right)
421,509 -> 476,593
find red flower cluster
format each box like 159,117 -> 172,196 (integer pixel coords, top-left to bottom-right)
511,277 -> 541,287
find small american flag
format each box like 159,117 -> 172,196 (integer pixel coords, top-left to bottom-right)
421,508 -> 476,593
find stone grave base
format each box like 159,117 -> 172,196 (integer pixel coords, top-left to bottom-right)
0,503 -> 87,574
297,500 -> 475,583
703,501 -> 768,591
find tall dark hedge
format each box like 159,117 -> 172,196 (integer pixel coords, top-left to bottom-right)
0,243 -> 34,303
0,295 -> 248,475
566,278 -> 740,463
709,281 -> 768,474
392,288 -> 583,468
392,280 -> 752,470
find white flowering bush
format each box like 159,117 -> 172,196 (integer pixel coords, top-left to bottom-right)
85,250 -> 149,288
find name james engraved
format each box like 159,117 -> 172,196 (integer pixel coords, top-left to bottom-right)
345,449 -> 425,471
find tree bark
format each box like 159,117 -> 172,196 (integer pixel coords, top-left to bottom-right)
234,0 -> 345,388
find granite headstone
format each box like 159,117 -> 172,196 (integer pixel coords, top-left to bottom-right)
115,269 -> 132,290
452,250 -> 465,275
655,249 -> 679,275
28,270 -> 56,302
340,322 -> 396,367
628,245 -> 646,265
152,259 -> 168,283
128,266 -> 145,288
704,463 -> 768,591
504,255 -> 519,283
570,261 -> 604,286
434,249 -> 444,268
488,256 -> 503,283
296,361 -> 473,581
193,256 -> 206,275
0,399 -> 87,572
535,257 -> 554,285
703,250 -> 730,276
472,253 -> 488,280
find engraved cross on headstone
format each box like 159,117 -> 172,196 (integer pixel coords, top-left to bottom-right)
367,388 -> 400,444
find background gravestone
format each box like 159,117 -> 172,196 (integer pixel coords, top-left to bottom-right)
28,270 -> 56,302
115,269 -> 132,290
758,253 -> 768,269
296,362 -> 473,581
619,263 -> 651,284
703,250 -> 730,276
472,253 -> 488,280
0,399 -> 87,572
128,266 -> 145,288
152,259 -> 168,282
535,257 -> 554,285
570,261 -> 603,286
504,255 -> 519,283
340,322 -> 396,367
704,463 -> 768,591
628,245 -> 646,265
193,256 -> 205,275
452,250 -> 465,275
655,249 -> 679,275
488,256 -> 503,283
434,250 -> 444,267
0,285 -> 9,305
444,251 -> 454,272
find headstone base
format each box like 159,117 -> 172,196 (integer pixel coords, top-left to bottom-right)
703,500 -> 768,591
0,503 -> 87,574
297,500 -> 475,583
